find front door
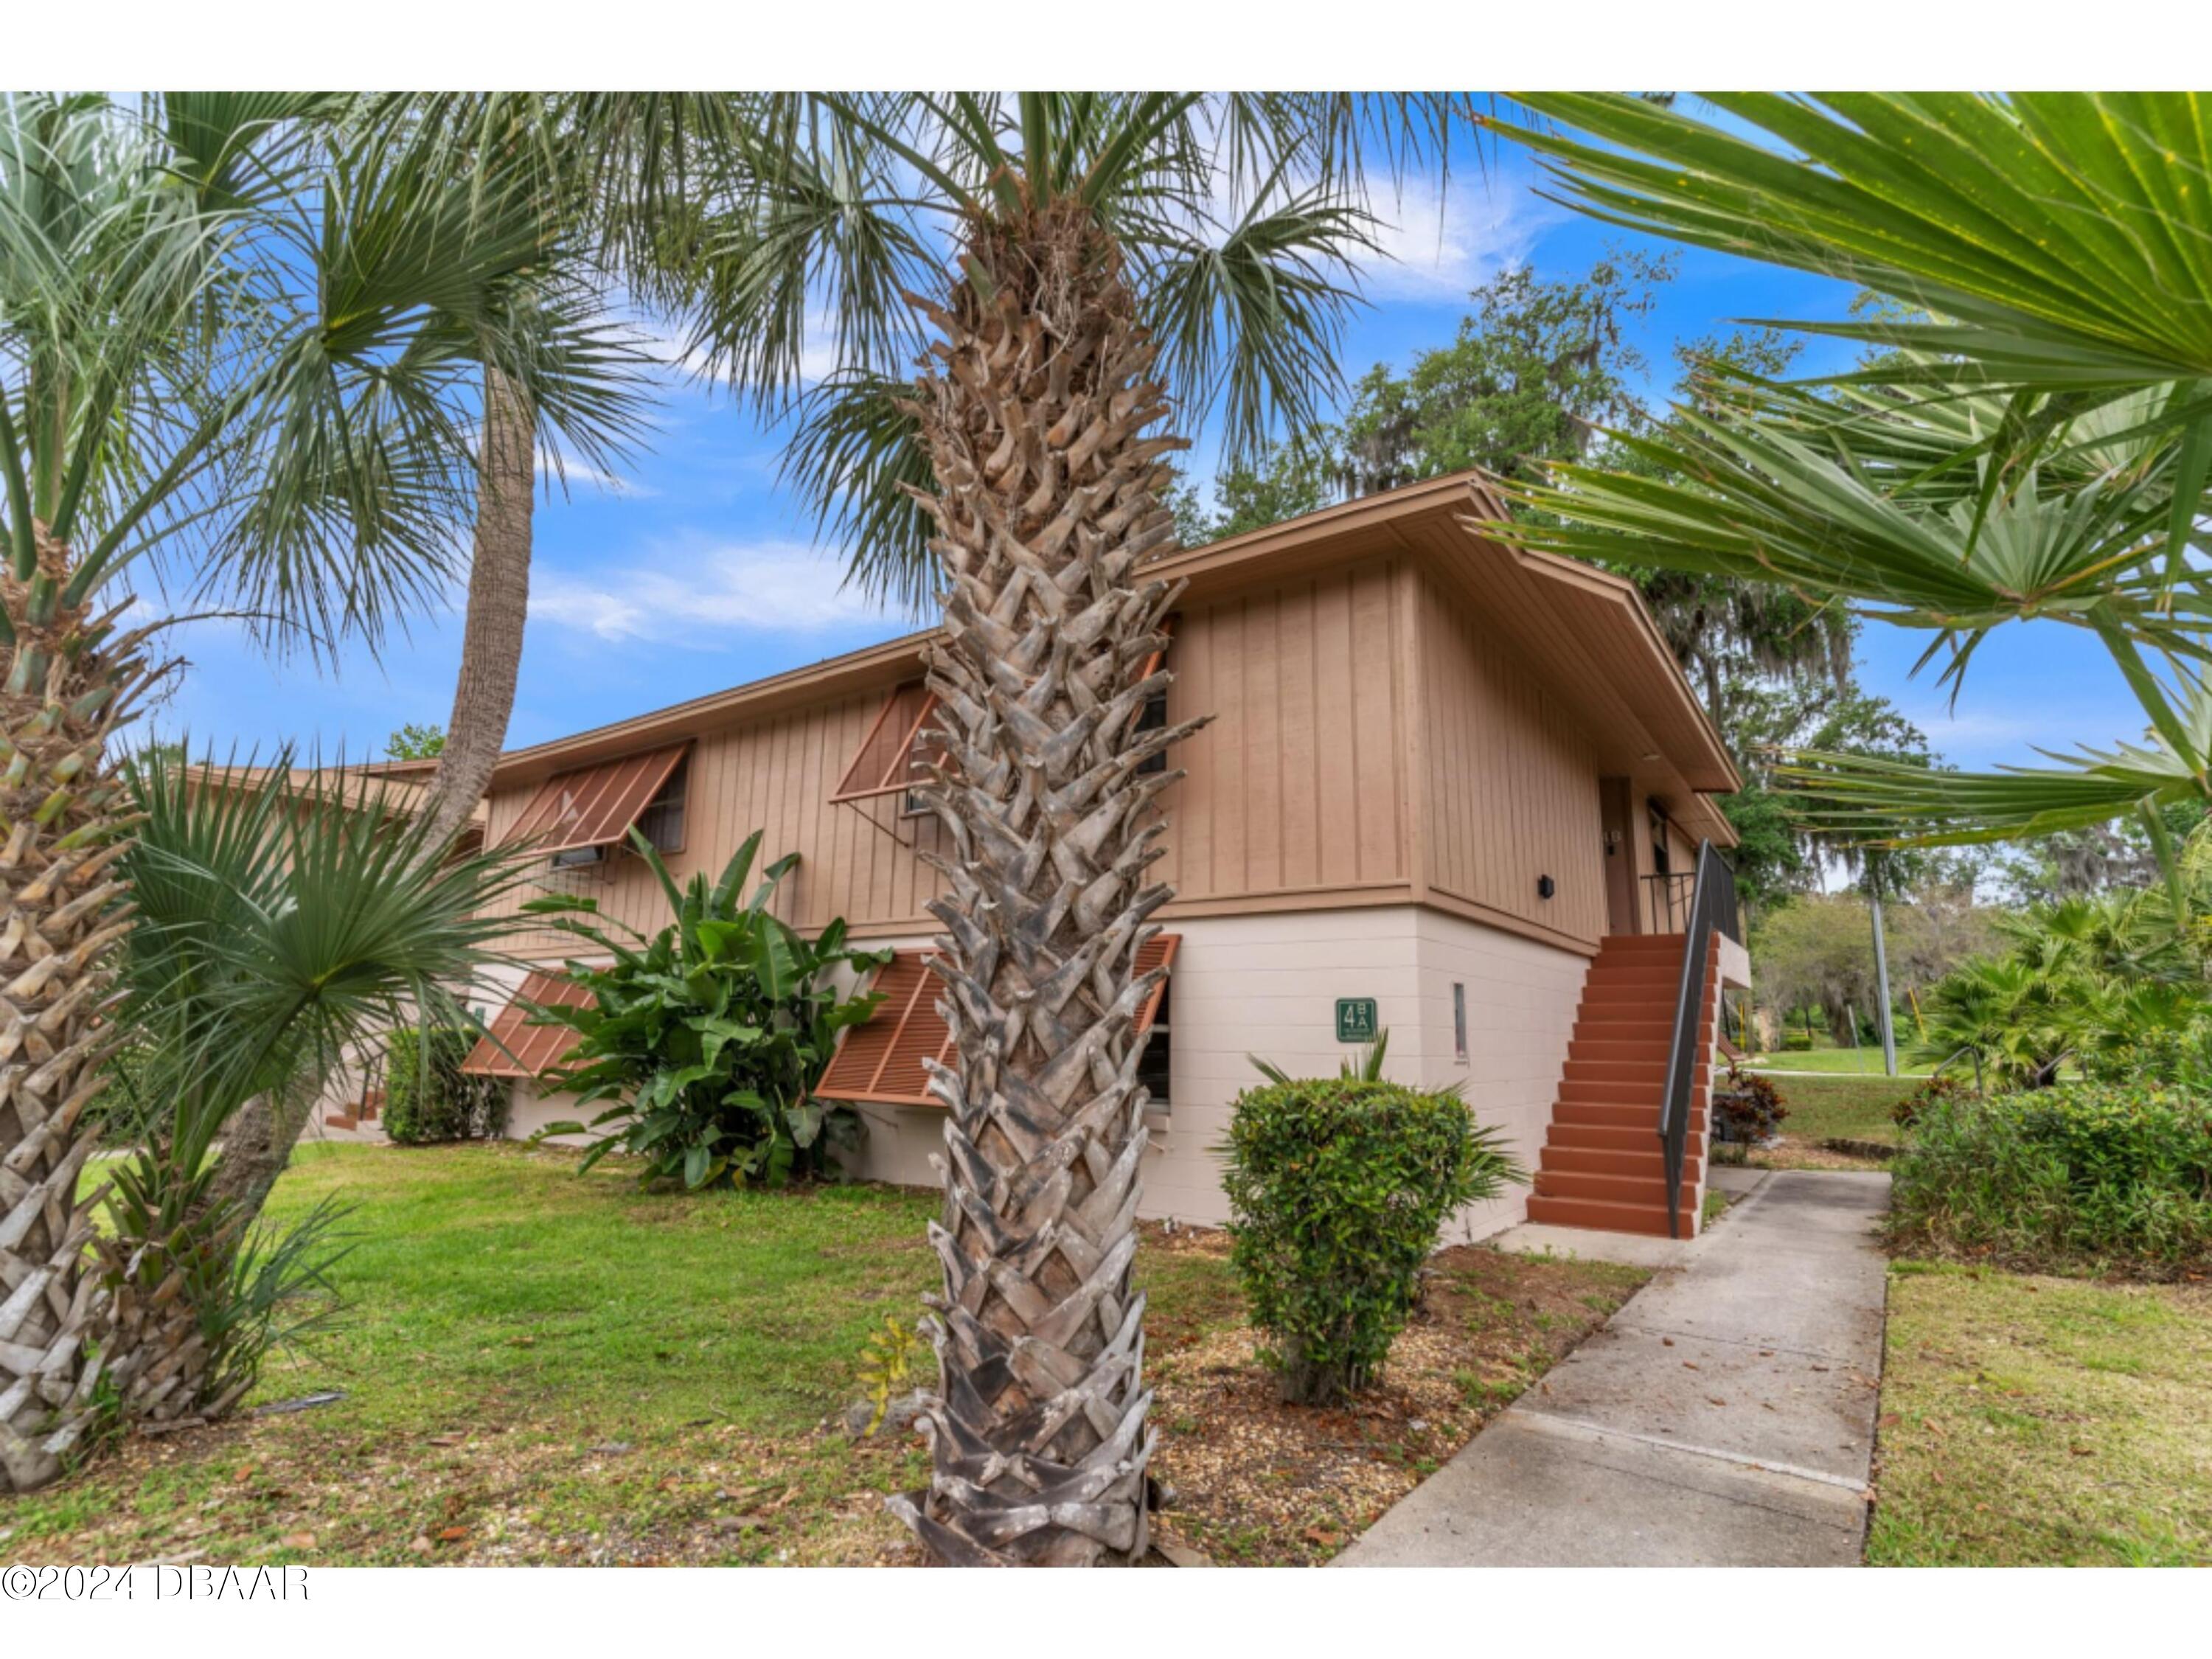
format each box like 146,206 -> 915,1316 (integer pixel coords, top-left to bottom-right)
1600,776 -> 1636,935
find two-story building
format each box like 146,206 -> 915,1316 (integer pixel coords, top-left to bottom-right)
387,472 -> 1747,1239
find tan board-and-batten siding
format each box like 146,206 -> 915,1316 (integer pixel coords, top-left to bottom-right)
478,686 -> 956,954
1415,567 -> 1607,946
471,474 -> 1736,964
1157,559 -> 1411,903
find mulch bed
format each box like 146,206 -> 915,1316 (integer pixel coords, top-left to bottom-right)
1143,1235 -> 1649,1565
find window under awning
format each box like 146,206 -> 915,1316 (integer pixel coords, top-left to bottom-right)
815,933 -> 1180,1107
502,742 -> 691,856
459,970 -> 594,1079
829,625 -> 1174,808
830,681 -> 944,804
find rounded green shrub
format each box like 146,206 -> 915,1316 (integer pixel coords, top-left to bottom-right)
383,1026 -> 507,1144
1220,1078 -> 1524,1405
1889,1083 -> 2212,1274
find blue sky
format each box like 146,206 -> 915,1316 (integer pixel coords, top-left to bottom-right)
149,153 -> 2146,776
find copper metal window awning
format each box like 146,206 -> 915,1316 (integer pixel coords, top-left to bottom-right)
814,934 -> 1180,1107
501,742 -> 692,855
830,681 -> 943,804
828,624 -> 1175,809
459,970 -> 594,1079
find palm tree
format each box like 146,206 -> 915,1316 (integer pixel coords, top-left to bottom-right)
1481,94 -> 2212,860
683,93 -> 1458,1565
1911,890 -> 2207,1087
0,93 -> 630,1492
394,93 -> 734,850
199,92 -> 704,1219
95,750 -> 529,1430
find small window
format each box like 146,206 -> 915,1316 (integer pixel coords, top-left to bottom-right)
1453,982 -> 1469,1065
1134,689 -> 1169,776
636,758 -> 688,853
1136,979 -> 1172,1105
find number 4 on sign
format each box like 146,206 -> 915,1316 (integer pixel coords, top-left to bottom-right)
1335,998 -> 1378,1043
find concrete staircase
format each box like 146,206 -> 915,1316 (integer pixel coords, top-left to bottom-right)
324,1087 -> 384,1134
1527,933 -> 1720,1239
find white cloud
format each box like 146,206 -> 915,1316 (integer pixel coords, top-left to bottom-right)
1354,168 -> 1551,302
534,443 -> 655,499
1197,155 -> 1551,307
529,538 -> 905,644
637,313 -> 843,391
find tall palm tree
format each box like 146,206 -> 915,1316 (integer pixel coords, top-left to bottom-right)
0,93 -> 633,1492
684,93 -> 1458,1565
1479,94 -> 2212,860
199,92 -> 703,1219
396,93 -> 735,851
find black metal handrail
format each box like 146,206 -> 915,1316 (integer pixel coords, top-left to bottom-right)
1640,869 -> 1695,933
1658,841 -> 1741,1238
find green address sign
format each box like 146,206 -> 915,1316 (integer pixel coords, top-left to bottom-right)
1335,997 -> 1380,1043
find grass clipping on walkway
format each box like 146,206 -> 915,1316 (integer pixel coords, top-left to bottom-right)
1872,1260 -> 2212,1565
2,1143 -> 1644,1568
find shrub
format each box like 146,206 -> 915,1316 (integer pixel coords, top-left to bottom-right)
531,830 -> 887,1189
1220,1077 -> 1524,1405
1888,1083 -> 2212,1275
1781,1031 -> 1815,1052
1711,1062 -> 1787,1144
2076,1020 -> 2212,1091
383,1026 -> 507,1144
1891,1072 -> 1972,1133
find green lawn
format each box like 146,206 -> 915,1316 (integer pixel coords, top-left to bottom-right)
1764,1073 -> 1917,1145
1872,1262 -> 2212,1565
7,1143 -> 960,1565
2,1141 -> 1635,1568
1748,1047 -> 1932,1077
2,1143 -> 1259,1566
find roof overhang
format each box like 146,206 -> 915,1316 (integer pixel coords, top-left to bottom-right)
181,762 -> 489,833
465,472 -> 1739,831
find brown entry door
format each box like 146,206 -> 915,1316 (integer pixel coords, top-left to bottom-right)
1600,777 -> 1636,936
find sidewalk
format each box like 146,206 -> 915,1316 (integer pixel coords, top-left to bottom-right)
1334,1171 -> 1891,1567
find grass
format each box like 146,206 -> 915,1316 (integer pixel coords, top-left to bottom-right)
1765,1073 -> 1918,1145
3,1141 -> 1642,1568
1748,1047 -> 1932,1077
6,1143 -> 953,1565
1871,1261 -> 2212,1565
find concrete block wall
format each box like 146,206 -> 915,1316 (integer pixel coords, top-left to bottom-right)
494,905 -> 1595,1241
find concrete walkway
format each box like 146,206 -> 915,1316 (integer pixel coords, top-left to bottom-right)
1335,1171 -> 1890,1567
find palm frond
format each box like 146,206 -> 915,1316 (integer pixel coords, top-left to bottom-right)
778,368 -> 937,612
1775,731 -> 2202,847
672,93 -> 1470,565
1506,406 -> 2197,654
1494,93 -> 2212,390
4,92 -> 661,662
118,745 -> 534,1170
1132,181 -> 1381,467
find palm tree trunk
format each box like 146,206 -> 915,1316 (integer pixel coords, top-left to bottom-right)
0,535 -> 143,1492
885,209 -> 1203,1568
419,364 -> 536,849
194,1071 -> 320,1224
203,364 -> 536,1222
